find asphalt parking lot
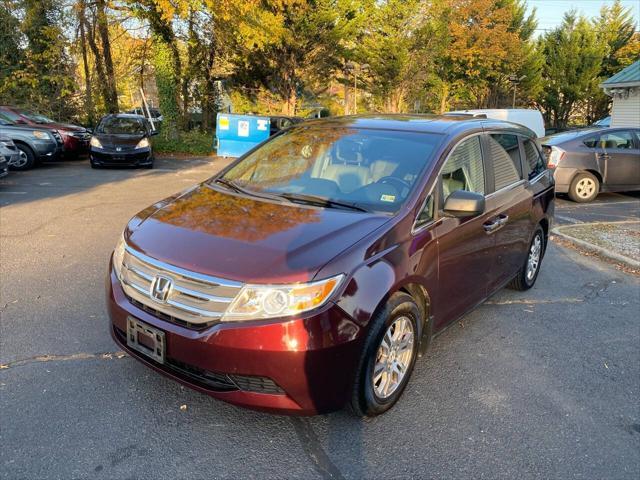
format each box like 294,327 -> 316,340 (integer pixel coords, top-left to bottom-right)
1,158 -> 639,479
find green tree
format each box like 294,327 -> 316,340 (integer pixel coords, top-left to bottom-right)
538,12 -> 605,128
0,0 -> 78,119
234,0 -> 361,115
357,0 -> 422,113
589,0 -> 638,121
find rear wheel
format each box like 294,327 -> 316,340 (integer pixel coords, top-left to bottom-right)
508,226 -> 544,291
569,172 -> 599,203
350,292 -> 420,417
11,144 -> 36,171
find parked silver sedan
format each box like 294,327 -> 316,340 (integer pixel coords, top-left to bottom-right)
542,127 -> 640,202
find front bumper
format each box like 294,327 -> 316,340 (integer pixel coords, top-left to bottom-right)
107,268 -> 364,415
32,140 -> 62,161
91,147 -> 152,167
62,134 -> 90,155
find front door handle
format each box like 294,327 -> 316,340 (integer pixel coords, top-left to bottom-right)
483,214 -> 509,234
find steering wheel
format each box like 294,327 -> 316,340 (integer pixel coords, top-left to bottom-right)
378,176 -> 411,194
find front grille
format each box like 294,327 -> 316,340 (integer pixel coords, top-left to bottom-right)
230,375 -> 285,394
120,246 -> 243,328
165,358 -> 238,391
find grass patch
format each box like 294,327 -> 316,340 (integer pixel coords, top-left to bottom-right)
152,130 -> 214,155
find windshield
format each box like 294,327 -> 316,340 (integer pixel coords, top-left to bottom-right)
18,110 -> 55,124
96,117 -> 147,135
216,127 -> 442,213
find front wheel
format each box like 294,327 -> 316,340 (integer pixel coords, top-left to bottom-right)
508,226 -> 544,291
11,144 -> 36,171
350,292 -> 420,416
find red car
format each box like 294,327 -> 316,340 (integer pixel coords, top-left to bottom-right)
0,106 -> 91,157
107,115 -> 554,416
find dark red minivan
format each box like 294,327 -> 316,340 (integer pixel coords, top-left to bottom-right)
107,115 -> 554,416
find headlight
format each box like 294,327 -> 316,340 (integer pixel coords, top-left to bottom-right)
222,274 -> 344,321
135,138 -> 150,149
112,234 -> 126,281
32,131 -> 49,139
90,136 -> 103,149
547,146 -> 565,167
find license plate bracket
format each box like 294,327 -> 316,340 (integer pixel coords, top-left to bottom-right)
126,316 -> 165,364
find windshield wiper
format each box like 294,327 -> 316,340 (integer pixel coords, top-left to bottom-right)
211,178 -> 287,203
276,192 -> 368,212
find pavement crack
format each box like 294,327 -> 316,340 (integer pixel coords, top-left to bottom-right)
290,417 -> 345,480
0,351 -> 128,370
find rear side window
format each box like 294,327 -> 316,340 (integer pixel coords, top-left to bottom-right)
523,139 -> 546,179
583,136 -> 598,148
440,136 -> 485,200
487,134 -> 522,190
599,131 -> 635,149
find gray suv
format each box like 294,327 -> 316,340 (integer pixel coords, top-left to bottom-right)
0,116 -> 63,170
542,127 -> 640,202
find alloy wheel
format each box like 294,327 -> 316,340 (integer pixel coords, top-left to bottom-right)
12,151 -> 28,169
576,178 -> 596,199
526,234 -> 542,282
372,316 -> 415,399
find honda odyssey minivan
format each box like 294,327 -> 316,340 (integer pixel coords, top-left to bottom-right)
107,115 -> 554,416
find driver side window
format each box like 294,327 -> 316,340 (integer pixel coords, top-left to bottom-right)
440,136 -> 485,201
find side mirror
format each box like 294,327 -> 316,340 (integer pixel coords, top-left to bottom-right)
443,190 -> 485,218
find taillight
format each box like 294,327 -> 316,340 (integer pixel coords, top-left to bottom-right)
546,146 -> 565,168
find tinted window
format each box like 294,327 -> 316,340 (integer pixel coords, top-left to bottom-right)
220,127 -> 443,213
523,139 -> 546,179
441,136 -> 485,200
583,136 -> 598,148
487,133 -> 522,190
599,131 -> 635,149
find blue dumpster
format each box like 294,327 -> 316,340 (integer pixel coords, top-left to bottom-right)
215,113 -> 271,158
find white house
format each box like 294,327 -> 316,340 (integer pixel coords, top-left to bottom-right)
601,60 -> 640,128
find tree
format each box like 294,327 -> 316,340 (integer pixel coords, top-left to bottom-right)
357,0 -> 422,113
589,0 -> 638,121
0,0 -> 78,119
234,0 -> 360,115
96,0 -> 119,112
429,0 -> 542,111
538,12 -> 604,128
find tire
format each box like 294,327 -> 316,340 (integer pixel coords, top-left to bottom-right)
568,172 -> 599,203
508,226 -> 544,291
350,292 -> 421,417
90,162 -> 100,169
11,144 -> 36,171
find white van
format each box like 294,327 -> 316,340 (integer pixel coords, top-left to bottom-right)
447,109 -> 545,138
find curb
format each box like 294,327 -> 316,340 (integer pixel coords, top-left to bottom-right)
552,222 -> 640,269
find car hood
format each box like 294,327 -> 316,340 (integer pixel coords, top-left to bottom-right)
126,184 -> 390,283
32,122 -> 86,132
94,133 -> 146,148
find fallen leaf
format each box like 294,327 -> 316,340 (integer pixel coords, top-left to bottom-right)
180,404 -> 187,411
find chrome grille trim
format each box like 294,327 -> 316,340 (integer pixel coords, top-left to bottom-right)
120,246 -> 243,326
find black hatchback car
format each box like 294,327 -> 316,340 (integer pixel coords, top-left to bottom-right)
90,114 -> 157,168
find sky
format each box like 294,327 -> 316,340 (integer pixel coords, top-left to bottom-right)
526,0 -> 640,36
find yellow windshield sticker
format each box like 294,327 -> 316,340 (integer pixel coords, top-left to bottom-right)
380,194 -> 396,202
